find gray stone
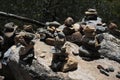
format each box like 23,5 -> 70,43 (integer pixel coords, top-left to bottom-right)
106,66 -> 114,72
99,69 -> 109,76
79,46 -> 91,57
98,33 -> 120,63
116,73 -> 120,79
96,26 -> 107,34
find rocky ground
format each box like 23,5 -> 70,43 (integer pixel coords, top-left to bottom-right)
0,33 -> 120,80
34,40 -> 120,80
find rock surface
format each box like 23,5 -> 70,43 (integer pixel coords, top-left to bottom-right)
98,33 -> 120,63
62,41 -> 80,55
1,33 -> 120,80
34,40 -> 120,80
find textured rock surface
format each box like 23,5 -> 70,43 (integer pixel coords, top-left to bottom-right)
34,41 -> 120,80
98,33 -> 120,63
1,33 -> 120,80
62,41 -> 80,55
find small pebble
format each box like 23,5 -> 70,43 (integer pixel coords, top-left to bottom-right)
116,73 -> 120,78
118,71 -> 120,74
99,69 -> 109,76
97,65 -> 105,70
106,66 -> 114,72
100,55 -> 105,59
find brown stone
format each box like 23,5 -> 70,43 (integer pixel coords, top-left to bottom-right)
61,56 -> 78,72
45,38 -> 55,46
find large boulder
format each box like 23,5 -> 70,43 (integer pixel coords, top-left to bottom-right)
98,33 -> 120,63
